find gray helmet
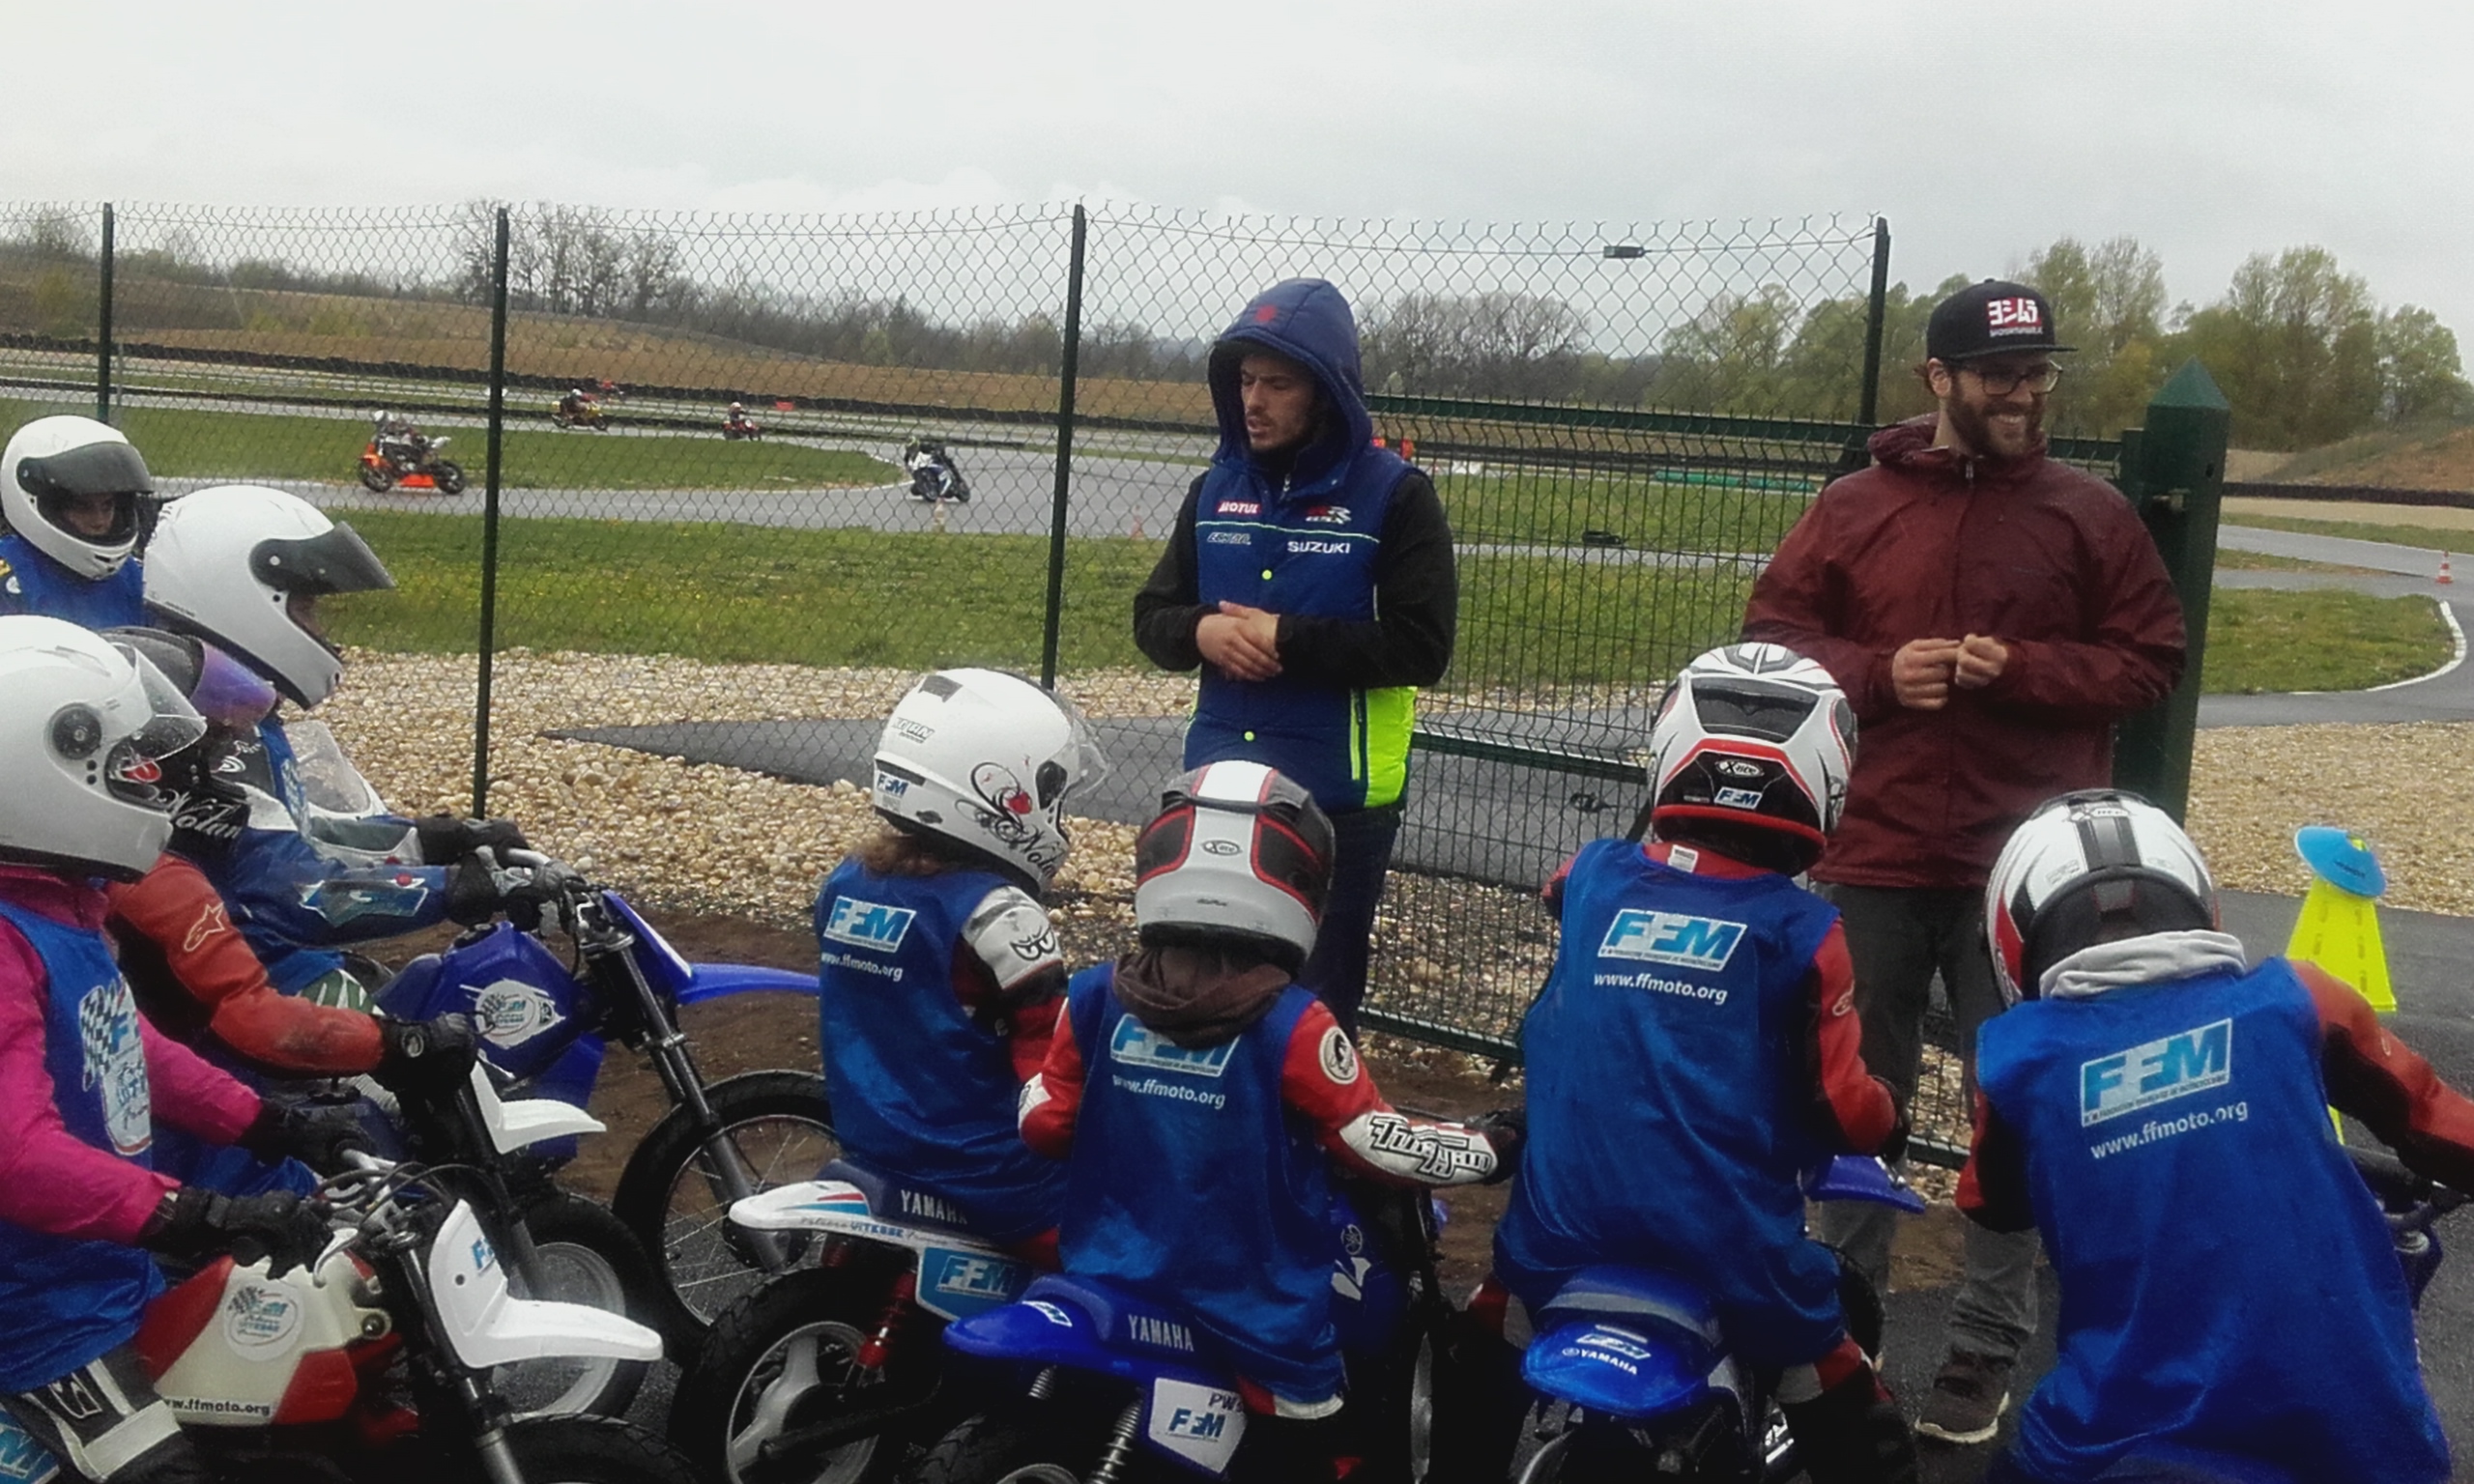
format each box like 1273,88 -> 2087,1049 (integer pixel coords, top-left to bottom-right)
1133,761 -> 1335,974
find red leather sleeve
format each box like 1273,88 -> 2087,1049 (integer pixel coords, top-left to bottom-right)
1804,923 -> 1902,1153
1955,1091 -> 2037,1233
108,857 -> 385,1075
2301,962 -> 2474,1193
1019,1005 -> 1086,1158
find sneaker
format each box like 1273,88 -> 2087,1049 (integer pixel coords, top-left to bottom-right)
1913,1349 -> 2013,1445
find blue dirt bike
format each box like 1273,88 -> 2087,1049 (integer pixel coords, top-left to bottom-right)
910,1180 -> 1449,1484
377,854 -> 834,1348
1504,1156 -> 1922,1483
667,1155 -> 1045,1484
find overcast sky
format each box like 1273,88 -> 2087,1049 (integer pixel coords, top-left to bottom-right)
13,0 -> 2473,350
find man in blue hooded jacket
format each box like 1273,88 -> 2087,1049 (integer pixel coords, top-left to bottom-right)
1133,279 -> 1457,1034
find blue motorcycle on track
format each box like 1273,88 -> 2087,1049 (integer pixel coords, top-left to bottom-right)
378,855 -> 834,1348
912,1182 -> 1446,1484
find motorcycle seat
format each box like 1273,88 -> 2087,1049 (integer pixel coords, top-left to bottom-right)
1018,1272 -> 1232,1369
815,1157 -> 987,1238
1535,1264 -> 1724,1353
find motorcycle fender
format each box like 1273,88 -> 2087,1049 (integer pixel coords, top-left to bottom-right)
428,1201 -> 664,1370
1521,1320 -> 1710,1422
471,1062 -> 606,1153
673,962 -> 821,1006
1143,1378 -> 1245,1477
911,1244 -> 1033,1323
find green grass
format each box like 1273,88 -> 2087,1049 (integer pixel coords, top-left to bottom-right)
0,397 -> 895,492
2211,551 -> 2376,574
1435,466 -> 1815,556
322,510 -> 2451,698
2201,589 -> 2455,694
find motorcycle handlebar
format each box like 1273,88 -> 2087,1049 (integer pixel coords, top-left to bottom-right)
2346,1144 -> 2470,1216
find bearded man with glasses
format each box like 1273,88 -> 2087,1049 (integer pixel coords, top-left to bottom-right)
1741,279 -> 2186,1450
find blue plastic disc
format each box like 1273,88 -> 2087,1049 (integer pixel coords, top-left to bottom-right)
2295,825 -> 2387,898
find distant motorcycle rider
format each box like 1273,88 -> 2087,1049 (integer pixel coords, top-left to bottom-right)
0,616 -> 353,1484
140,484 -> 549,1010
902,439 -> 964,501
0,415 -> 160,630
369,410 -> 428,469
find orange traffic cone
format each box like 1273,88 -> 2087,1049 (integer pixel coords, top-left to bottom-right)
2440,553 -> 2455,585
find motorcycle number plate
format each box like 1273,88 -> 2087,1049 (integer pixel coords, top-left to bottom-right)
1145,1379 -> 1244,1476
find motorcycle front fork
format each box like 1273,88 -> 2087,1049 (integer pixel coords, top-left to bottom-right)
627,960 -> 796,1273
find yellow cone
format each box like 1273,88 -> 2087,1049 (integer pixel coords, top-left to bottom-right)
2287,876 -> 2396,1013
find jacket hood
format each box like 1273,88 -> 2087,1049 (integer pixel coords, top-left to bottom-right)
1868,414 -> 2051,487
1207,278 -> 1376,491
2039,929 -> 2247,1001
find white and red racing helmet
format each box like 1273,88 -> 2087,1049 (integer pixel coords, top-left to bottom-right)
1985,789 -> 2218,1005
1647,642 -> 1855,873
1134,760 -> 1335,974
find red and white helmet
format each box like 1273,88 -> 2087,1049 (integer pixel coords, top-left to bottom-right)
1134,760 -> 1335,974
1647,642 -> 1854,871
1984,790 -> 2217,1005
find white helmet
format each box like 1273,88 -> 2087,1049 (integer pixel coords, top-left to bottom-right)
1647,642 -> 1855,873
142,485 -> 393,709
1134,761 -> 1335,974
871,669 -> 1108,891
1984,789 -> 2218,1005
2,415 -> 157,581
0,615 -> 205,880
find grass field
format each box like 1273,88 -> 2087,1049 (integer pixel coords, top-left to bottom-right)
1436,467 -> 1814,555
318,509 -> 2449,695
0,397 -> 895,491
2219,513 -> 2465,555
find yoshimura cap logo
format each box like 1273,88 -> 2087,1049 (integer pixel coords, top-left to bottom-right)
1986,298 -> 2043,334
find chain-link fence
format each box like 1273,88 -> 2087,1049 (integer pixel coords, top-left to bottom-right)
0,198 -> 2110,1160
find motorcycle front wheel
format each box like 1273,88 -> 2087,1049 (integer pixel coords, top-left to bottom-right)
432,460 -> 468,495
912,1411 -> 1103,1484
500,1414 -> 702,1484
492,1191 -> 663,1420
672,1260 -> 942,1484
612,1069 -> 840,1349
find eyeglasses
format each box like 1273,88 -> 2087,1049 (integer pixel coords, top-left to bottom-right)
1960,362 -> 2064,395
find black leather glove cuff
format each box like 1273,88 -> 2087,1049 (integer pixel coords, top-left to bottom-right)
375,1013 -> 481,1094
445,861 -> 503,926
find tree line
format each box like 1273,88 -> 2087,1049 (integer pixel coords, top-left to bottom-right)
5,202 -> 2464,451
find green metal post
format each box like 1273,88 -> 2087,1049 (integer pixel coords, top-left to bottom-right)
1038,204 -> 1087,690
2109,360 -> 2229,821
1856,216 -> 1890,426
95,204 -> 114,422
473,207 -> 511,817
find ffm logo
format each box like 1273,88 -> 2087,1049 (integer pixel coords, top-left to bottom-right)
1597,910 -> 1746,972
823,898 -> 917,953
1109,1016 -> 1235,1077
2081,1018 -> 2232,1127
1986,298 -> 2043,330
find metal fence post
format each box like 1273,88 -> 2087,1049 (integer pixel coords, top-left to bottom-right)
1856,216 -> 1890,426
1038,203 -> 1088,690
95,204 -> 114,422
2110,359 -> 2229,821
473,205 -> 511,817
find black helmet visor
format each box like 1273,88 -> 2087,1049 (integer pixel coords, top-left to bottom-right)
248,521 -> 394,596
18,441 -> 155,546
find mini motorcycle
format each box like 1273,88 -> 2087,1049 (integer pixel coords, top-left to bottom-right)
552,397 -> 610,431
1506,1157 -> 1920,1483
903,440 -> 970,503
0,1101 -> 694,1484
668,1156 -> 1043,1483
378,857 -> 834,1350
914,1180 -> 1449,1484
359,434 -> 467,495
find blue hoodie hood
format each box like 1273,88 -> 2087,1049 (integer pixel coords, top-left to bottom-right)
1207,278 -> 1376,494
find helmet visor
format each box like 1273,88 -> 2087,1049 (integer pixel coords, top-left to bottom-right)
18,440 -> 153,548
189,641 -> 279,730
101,647 -> 207,810
1692,675 -> 1821,741
1037,692 -> 1109,811
248,520 -> 394,596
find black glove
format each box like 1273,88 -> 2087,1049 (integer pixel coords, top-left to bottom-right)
374,1013 -> 481,1095
1467,1106 -> 1527,1184
1876,1081 -> 1912,1167
241,1099 -> 370,1175
445,855 -> 583,931
413,815 -> 529,866
141,1188 -> 334,1279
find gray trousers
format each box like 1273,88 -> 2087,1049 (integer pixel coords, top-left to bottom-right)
1812,884 -> 2040,1362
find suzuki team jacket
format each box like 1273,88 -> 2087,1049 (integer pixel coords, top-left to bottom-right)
1133,278 -> 1456,813
1742,417 -> 2185,891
